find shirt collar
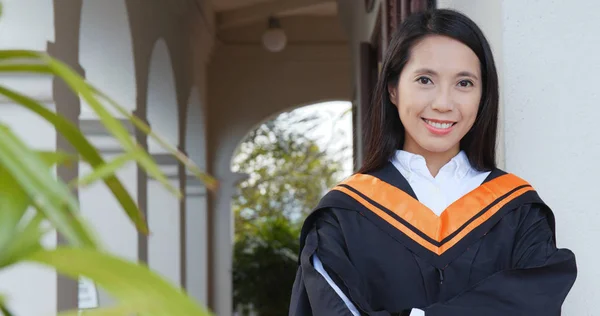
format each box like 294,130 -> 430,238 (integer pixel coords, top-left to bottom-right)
392,150 -> 472,180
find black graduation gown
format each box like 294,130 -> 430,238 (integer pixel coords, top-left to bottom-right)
289,163 -> 577,316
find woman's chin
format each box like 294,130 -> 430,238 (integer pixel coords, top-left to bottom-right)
415,139 -> 460,155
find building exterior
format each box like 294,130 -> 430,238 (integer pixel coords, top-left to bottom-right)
0,0 -> 595,315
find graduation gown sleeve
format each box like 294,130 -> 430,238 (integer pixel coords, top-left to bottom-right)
424,204 -> 577,316
288,209 -> 408,316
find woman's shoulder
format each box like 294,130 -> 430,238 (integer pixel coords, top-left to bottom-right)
486,168 -> 541,196
490,168 -> 559,228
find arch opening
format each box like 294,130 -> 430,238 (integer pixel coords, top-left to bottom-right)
230,100 -> 353,315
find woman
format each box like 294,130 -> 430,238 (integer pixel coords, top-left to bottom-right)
288,9 -> 577,316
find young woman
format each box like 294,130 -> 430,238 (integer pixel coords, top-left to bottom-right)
288,9 -> 577,316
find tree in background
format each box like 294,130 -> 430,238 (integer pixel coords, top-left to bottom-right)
232,105 -> 351,316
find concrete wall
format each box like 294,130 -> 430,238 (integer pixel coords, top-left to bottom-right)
437,1 -> 595,314
501,1 -> 598,314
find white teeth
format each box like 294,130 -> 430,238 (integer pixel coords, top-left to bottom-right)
425,120 -> 453,129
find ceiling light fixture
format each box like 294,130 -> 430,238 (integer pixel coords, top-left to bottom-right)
262,16 -> 287,53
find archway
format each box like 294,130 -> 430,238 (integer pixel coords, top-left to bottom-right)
230,100 -> 353,315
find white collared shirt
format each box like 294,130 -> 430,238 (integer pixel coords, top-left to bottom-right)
313,150 -> 491,315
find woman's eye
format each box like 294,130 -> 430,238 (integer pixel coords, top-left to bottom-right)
417,77 -> 432,85
458,80 -> 474,87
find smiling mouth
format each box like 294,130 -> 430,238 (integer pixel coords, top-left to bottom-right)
422,118 -> 457,129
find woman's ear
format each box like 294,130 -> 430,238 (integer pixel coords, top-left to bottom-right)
388,83 -> 398,105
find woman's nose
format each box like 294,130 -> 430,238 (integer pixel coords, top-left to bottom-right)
431,88 -> 454,112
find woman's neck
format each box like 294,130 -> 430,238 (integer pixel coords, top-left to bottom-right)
402,143 -> 460,178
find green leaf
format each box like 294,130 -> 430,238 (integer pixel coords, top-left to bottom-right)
39,55 -> 183,197
0,51 -> 183,200
0,85 -> 149,235
0,150 -> 71,259
60,304 -> 144,316
38,150 -> 77,168
74,149 -> 143,188
93,86 -> 218,191
42,56 -> 136,148
0,50 -> 137,153
0,298 -> 15,316
0,168 -> 30,252
0,211 -> 47,267
0,52 -> 201,201
0,50 -> 42,60
136,152 -> 182,197
27,248 -> 213,316
0,123 -> 96,248
0,63 -> 52,73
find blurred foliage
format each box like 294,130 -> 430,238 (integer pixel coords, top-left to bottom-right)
232,108 -> 351,316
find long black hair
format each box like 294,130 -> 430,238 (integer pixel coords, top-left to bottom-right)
358,9 -> 499,174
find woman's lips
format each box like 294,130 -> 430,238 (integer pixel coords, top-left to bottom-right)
422,118 -> 456,136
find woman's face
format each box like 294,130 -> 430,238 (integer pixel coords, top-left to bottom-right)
389,35 -> 482,157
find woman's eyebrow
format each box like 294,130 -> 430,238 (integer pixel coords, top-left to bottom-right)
413,68 -> 437,76
413,68 -> 479,80
457,71 -> 479,80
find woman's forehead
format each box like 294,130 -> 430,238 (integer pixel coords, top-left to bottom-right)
406,35 -> 481,75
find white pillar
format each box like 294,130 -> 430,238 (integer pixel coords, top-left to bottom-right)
0,1 -> 57,314
437,1 -> 594,313
185,175 -> 208,305
500,1 -> 598,314
183,87 -> 208,304
148,154 -> 181,287
211,170 -> 247,316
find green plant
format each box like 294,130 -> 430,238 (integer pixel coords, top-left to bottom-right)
233,215 -> 300,316
0,6 -> 217,316
232,109 -> 350,315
